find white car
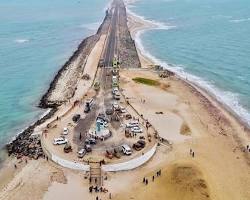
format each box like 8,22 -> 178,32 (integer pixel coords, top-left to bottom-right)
53,137 -> 68,145
121,144 -> 132,155
131,126 -> 143,133
120,106 -> 126,113
62,127 -> 69,135
126,121 -> 139,128
112,87 -> 119,94
78,149 -> 86,158
113,102 -> 120,110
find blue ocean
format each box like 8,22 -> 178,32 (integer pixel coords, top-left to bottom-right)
0,0 -> 250,150
128,0 -> 250,126
0,0 -> 109,148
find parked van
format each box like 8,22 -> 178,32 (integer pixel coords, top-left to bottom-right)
121,144 -> 132,155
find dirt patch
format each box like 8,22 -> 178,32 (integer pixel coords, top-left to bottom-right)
116,163 -> 210,200
180,123 -> 191,136
50,170 -> 67,184
170,164 -> 210,199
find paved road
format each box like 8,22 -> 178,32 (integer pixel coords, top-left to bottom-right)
74,0 -> 121,147
103,1 -> 119,68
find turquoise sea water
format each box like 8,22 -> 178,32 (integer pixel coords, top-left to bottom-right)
128,0 -> 250,126
0,0 -> 108,148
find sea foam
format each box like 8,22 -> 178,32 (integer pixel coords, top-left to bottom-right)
229,17 -> 250,23
14,39 -> 29,43
129,3 -> 250,127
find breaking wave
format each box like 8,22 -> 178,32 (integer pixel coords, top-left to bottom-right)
14,39 -> 29,43
229,17 -> 250,23
130,7 -> 250,127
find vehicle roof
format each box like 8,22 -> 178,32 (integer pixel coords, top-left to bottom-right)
78,149 -> 86,153
122,144 -> 131,150
54,137 -> 65,140
129,121 -> 139,124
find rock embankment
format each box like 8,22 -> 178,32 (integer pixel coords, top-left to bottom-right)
39,11 -> 111,108
6,10 -> 111,159
6,108 -> 57,159
117,0 -> 141,68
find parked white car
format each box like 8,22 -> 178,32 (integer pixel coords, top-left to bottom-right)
120,106 -> 126,113
112,87 -> 119,95
62,127 -> 69,135
78,149 -> 86,158
112,102 -> 120,110
126,121 -> 139,128
131,126 -> 143,133
121,144 -> 132,155
53,137 -> 68,145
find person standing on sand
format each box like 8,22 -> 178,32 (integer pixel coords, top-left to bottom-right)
109,192 -> 112,199
190,148 -> 192,155
152,176 -> 155,182
143,177 -> 146,183
192,152 -> 195,157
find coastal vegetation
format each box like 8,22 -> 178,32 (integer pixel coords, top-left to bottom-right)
132,77 -> 160,86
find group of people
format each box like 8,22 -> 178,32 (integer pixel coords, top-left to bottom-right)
140,99 -> 146,104
190,148 -> 195,157
143,169 -> 162,185
89,185 -> 108,193
90,189 -> 112,200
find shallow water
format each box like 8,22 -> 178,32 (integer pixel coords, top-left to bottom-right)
128,0 -> 250,126
0,0 -> 109,148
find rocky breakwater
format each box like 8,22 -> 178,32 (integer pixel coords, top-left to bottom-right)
6,10 -> 111,159
117,0 -> 141,68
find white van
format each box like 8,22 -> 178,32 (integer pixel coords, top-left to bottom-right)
121,144 -> 132,155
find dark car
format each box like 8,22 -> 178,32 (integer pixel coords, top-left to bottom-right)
137,140 -> 146,148
64,143 -> 72,153
84,103 -> 90,113
85,138 -> 96,145
85,144 -> 92,152
105,108 -> 114,115
72,114 -> 81,123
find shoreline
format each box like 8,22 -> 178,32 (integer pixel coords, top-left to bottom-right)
0,1 -> 250,199
4,9 -> 111,159
125,1 -> 250,133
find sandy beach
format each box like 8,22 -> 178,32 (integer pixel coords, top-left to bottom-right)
0,0 -> 249,200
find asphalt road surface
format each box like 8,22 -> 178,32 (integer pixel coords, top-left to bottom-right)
74,0 -> 121,148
